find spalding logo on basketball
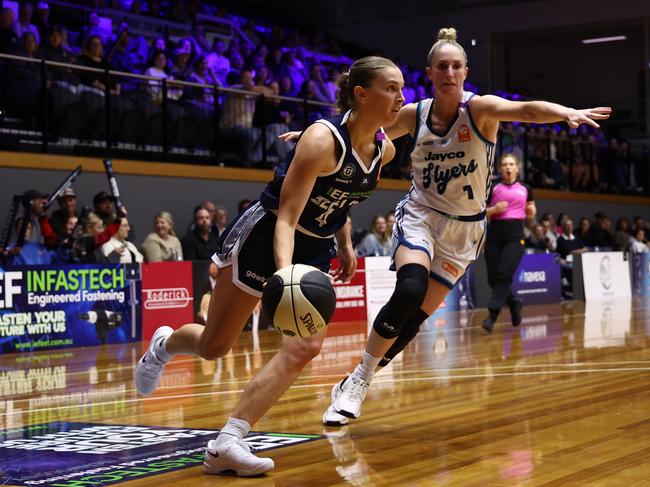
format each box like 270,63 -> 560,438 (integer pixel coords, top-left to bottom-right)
261,264 -> 337,337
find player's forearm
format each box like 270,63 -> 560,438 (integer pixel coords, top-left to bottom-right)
274,219 -> 296,269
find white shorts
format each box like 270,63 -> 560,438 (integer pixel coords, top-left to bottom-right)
393,196 -> 486,288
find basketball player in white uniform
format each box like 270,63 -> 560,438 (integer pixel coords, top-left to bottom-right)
321,27 -> 611,426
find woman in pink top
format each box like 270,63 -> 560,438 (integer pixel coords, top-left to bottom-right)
483,153 -> 537,332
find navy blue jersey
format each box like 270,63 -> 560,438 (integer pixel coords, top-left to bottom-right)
260,111 -> 386,237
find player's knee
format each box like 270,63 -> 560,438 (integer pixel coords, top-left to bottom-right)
198,340 -> 232,361
281,337 -> 323,370
373,264 -> 428,339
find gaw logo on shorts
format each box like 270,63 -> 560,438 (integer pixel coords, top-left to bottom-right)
599,256 -> 612,290
458,124 -> 471,143
0,423 -> 322,487
441,261 -> 459,278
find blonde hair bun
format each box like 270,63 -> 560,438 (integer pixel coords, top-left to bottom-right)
437,27 -> 458,42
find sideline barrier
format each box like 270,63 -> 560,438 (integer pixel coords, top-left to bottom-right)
573,251 -> 632,301
1,252 -> 642,352
0,264 -> 141,353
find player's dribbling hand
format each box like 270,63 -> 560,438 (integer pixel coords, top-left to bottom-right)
330,246 -> 357,283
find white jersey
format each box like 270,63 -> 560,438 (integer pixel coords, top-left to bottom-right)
408,92 -> 495,219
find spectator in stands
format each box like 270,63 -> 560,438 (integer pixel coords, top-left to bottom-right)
141,211 -> 183,262
188,22 -> 210,57
539,213 -> 557,250
181,206 -> 219,260
555,218 -> 586,298
556,219 -> 586,260
570,137 -> 589,190
306,63 -> 335,102
13,2 -> 39,45
356,215 -> 391,257
220,69 -> 260,164
186,54 -> 220,105
280,49 -> 306,96
632,217 -> 648,242
93,191 -> 116,227
226,51 -> 244,85
207,38 -> 230,86
0,8 -> 19,53
237,199 -> 251,214
82,12 -> 112,46
72,211 -> 119,263
33,2 -> 50,42
629,229 -> 649,253
169,44 -> 191,81
106,24 -> 137,77
267,46 -> 283,80
40,25 -> 76,69
4,32 -> 41,124
20,189 -> 49,244
77,35 -> 121,94
555,212 -> 569,236
49,187 -> 77,241
7,218 -> 52,265
613,218 -> 632,251
100,217 -> 143,263
585,211 -> 614,249
576,216 -> 591,242
144,49 -> 182,102
525,223 -> 553,252
214,205 -> 228,234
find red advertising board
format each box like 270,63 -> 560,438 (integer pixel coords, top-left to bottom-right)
330,257 -> 367,325
141,261 -> 195,341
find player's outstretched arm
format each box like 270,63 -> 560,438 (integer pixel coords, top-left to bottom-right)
474,95 -> 611,128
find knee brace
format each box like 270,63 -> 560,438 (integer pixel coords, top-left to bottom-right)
373,263 -> 429,339
379,308 -> 429,366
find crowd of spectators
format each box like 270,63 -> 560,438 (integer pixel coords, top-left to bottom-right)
0,0 -> 647,193
0,186 -> 256,267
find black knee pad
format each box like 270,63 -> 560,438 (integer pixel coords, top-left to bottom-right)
379,308 -> 429,366
373,263 -> 429,339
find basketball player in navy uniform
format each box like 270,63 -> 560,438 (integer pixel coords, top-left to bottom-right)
321,28 -> 610,426
135,56 -> 405,475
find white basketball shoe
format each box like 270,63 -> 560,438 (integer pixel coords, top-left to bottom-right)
203,439 -> 274,476
135,326 -> 173,395
332,375 -> 369,419
323,381 -> 349,426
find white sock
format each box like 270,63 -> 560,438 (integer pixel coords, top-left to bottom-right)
352,351 -> 382,383
154,336 -> 173,363
216,417 -> 251,446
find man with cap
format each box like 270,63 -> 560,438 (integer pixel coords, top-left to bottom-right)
93,191 -> 135,240
49,187 -> 78,241
19,189 -> 58,248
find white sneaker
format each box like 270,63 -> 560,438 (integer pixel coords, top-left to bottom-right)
135,326 -> 173,395
333,375 -> 369,419
203,439 -> 274,476
323,381 -> 349,425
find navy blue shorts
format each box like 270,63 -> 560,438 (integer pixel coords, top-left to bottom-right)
212,202 -> 336,296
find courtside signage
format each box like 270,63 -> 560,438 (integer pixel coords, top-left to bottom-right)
581,251 -> 631,300
0,423 -> 322,486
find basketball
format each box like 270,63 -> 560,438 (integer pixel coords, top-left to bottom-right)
261,264 -> 337,337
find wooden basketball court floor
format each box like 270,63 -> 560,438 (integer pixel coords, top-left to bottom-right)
2,298 -> 650,486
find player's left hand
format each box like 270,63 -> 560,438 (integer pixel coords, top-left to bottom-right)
567,107 -> 611,128
330,246 -> 357,283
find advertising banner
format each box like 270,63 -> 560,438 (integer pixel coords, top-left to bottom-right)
330,257 -> 367,324
0,422 -> 322,487
0,264 -> 141,353
141,261 -> 194,341
631,252 -> 650,297
511,253 -> 562,305
581,251 -> 632,300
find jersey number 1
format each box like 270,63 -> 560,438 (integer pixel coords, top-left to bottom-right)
463,185 -> 474,200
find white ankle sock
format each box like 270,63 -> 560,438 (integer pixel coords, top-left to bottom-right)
154,336 -> 173,363
353,351 -> 382,383
216,417 -> 251,446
